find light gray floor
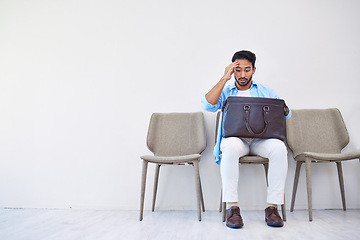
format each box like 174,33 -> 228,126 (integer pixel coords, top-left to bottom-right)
0,208 -> 359,240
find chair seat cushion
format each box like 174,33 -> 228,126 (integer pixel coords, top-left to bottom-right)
296,151 -> 360,162
140,154 -> 201,164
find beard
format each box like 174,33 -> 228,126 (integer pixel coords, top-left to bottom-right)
235,75 -> 253,87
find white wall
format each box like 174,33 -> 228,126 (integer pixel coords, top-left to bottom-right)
0,0 -> 359,211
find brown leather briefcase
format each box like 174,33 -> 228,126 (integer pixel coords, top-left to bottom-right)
221,96 -> 286,141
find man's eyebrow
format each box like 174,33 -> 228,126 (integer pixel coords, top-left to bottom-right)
235,66 -> 252,69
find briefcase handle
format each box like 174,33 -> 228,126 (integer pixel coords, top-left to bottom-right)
244,105 -> 269,136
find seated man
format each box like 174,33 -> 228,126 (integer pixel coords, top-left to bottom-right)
201,50 -> 291,228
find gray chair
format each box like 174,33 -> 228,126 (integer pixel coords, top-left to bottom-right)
286,108 -> 360,221
140,112 -> 207,221
215,112 -> 286,222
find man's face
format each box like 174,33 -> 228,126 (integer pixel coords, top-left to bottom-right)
233,59 -> 256,89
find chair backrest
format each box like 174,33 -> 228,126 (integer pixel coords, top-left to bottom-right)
146,112 -> 207,156
286,108 -> 349,158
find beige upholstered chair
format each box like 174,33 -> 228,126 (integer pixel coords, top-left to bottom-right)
140,112 -> 207,221
286,108 -> 360,221
215,112 -> 286,222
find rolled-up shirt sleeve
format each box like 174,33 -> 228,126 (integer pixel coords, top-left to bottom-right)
201,94 -> 222,112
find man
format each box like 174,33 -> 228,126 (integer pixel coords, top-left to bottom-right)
201,50 -> 291,228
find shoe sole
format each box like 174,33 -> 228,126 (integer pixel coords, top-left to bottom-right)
267,223 -> 283,227
265,218 -> 283,227
226,223 -> 244,228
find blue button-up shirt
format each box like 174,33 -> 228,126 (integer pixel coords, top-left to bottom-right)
201,81 -> 292,165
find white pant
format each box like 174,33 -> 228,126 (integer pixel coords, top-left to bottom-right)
220,137 -> 288,204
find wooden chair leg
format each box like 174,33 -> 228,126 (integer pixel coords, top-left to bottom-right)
290,161 -> 302,212
193,161 -> 202,221
219,189 -> 223,212
152,164 -> 161,212
222,202 -> 226,222
140,161 -> 148,221
336,161 -> 346,211
198,175 -> 205,212
305,159 -> 313,221
263,163 -> 269,186
281,196 -> 287,221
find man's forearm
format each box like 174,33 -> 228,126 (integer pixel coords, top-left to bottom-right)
205,78 -> 227,105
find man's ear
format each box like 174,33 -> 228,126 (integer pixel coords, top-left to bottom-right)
253,66 -> 256,73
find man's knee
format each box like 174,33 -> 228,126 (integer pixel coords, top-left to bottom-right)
221,137 -> 249,156
270,139 -> 287,151
267,139 -> 287,159
254,138 -> 287,158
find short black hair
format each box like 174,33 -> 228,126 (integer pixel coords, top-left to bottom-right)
231,50 -> 256,68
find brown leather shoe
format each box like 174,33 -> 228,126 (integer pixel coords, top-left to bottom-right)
265,206 -> 284,227
226,206 -> 244,228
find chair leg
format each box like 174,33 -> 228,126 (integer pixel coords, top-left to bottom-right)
219,189 -> 223,212
152,164 -> 161,212
281,196 -> 287,221
220,187 -> 225,221
263,163 -> 269,186
198,174 -> 205,212
305,159 -> 313,221
222,202 -> 226,222
193,161 -> 202,221
290,161 -> 302,212
336,161 -> 346,211
140,160 -> 148,221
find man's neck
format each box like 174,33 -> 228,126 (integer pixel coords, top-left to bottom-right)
235,81 -> 252,91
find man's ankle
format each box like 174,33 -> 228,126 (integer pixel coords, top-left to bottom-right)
266,203 -> 278,209
226,202 -> 239,209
